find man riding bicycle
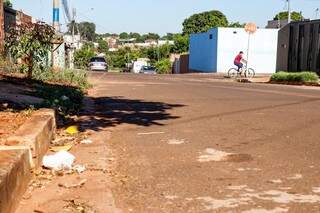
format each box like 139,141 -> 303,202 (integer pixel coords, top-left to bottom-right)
234,51 -> 247,73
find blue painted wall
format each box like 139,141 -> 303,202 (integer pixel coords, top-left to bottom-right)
189,29 -> 218,73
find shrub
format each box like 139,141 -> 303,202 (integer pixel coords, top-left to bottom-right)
32,67 -> 90,91
155,59 -> 172,74
271,72 -> 319,84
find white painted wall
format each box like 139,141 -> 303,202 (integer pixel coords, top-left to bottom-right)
217,28 -> 278,74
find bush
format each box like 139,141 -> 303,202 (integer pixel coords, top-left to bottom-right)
155,59 -> 172,74
32,67 -> 90,91
271,72 -> 319,84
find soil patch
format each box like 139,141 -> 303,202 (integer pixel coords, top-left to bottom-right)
0,111 -> 30,145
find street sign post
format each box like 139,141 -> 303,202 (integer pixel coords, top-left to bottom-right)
244,23 -> 257,73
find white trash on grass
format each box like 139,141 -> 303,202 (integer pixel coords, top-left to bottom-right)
43,151 -> 75,171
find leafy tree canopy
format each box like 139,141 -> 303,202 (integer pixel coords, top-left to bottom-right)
273,11 -> 303,21
5,22 -> 55,78
4,0 -> 12,7
228,22 -> 245,28
68,21 -> 96,41
182,10 -> 228,35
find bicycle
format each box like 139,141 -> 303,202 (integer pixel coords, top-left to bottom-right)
227,64 -> 255,78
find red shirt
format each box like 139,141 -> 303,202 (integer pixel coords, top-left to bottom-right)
234,54 -> 242,63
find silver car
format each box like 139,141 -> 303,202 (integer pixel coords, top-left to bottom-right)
89,57 -> 108,71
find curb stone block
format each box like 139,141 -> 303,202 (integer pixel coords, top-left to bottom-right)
0,108 -> 56,213
0,150 -> 31,213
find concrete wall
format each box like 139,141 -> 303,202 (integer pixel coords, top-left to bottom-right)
217,28 -> 278,74
189,28 -> 218,72
189,27 -> 279,74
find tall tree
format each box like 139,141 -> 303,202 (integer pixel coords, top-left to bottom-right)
68,21 -> 96,41
119,32 -> 129,39
182,10 -> 228,35
172,34 -> 189,54
5,22 -> 55,78
228,22 -> 245,28
273,11 -> 303,21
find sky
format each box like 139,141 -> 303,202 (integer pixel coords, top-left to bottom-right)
12,0 -> 320,35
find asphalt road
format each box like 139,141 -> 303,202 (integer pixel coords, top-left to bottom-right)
89,72 -> 320,213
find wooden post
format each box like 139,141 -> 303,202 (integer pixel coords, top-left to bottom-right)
0,0 -> 4,54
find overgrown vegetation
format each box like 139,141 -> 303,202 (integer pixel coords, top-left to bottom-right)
155,59 -> 172,74
271,72 -> 319,84
5,22 -> 55,78
74,43 -> 95,69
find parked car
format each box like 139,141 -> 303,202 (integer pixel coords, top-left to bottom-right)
89,57 -> 108,71
140,66 -> 157,74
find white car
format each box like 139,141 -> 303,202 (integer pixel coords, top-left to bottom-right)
89,57 -> 108,71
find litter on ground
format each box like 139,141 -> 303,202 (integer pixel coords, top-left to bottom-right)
65,125 -> 79,135
42,151 -> 75,171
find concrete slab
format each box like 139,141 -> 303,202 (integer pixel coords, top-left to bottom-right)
0,149 -> 31,213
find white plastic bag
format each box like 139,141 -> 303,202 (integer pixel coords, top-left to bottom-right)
43,151 -> 75,171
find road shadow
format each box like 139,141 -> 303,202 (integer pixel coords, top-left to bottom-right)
75,96 -> 185,132
0,74 -> 184,131
0,74 -> 84,115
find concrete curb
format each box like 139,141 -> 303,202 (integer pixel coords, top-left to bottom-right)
0,109 -> 56,213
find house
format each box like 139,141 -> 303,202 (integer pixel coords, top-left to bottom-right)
277,19 -> 320,74
189,27 -> 279,74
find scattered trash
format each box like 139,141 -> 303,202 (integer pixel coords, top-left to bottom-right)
51,136 -> 75,146
43,151 -> 75,171
80,139 -> 93,144
50,144 -> 73,152
65,126 -> 79,135
58,179 -> 87,189
73,164 -> 86,174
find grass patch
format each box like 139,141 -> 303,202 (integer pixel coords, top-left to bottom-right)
32,68 -> 91,91
271,71 -> 319,84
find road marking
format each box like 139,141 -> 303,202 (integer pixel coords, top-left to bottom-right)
137,132 -> 165,135
198,148 -> 232,162
287,174 -> 303,180
167,139 -> 186,145
242,207 -> 289,213
313,187 -> 320,194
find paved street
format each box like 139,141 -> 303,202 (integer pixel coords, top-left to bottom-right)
94,73 -> 320,213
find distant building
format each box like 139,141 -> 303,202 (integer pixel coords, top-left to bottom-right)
277,19 -> 320,74
189,27 -> 279,74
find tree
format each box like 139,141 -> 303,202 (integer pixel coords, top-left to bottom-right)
4,0 -> 12,7
182,10 -> 228,35
5,22 -> 55,78
74,44 -> 95,69
273,11 -> 303,21
155,59 -> 172,74
143,33 -> 160,41
119,32 -> 129,39
172,34 -> 189,54
68,22 -> 96,41
228,22 -> 245,28
97,38 -> 108,53
162,33 -> 175,40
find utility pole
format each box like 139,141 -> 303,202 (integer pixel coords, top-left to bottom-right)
287,0 -> 291,23
52,0 -> 61,70
0,0 -> 4,54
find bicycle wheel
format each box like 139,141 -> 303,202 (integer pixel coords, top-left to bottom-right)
228,68 -> 238,78
245,68 -> 255,78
